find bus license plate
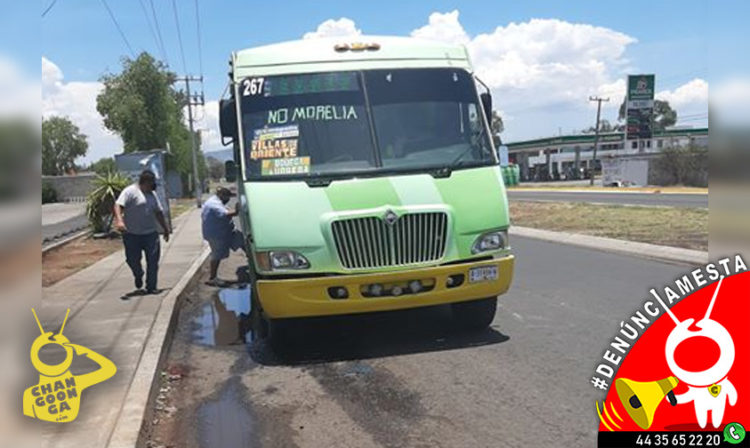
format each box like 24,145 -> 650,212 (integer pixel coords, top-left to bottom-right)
469,266 -> 498,283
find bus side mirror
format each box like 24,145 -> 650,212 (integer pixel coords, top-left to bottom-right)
480,92 -> 492,125
225,160 -> 237,182
219,99 -> 237,145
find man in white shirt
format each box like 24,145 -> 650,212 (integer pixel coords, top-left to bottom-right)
201,187 -> 242,286
114,170 -> 171,294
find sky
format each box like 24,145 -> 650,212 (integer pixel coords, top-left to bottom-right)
6,0 -> 745,163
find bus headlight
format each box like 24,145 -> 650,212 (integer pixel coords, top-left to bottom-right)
472,230 -> 508,254
259,251 -> 310,270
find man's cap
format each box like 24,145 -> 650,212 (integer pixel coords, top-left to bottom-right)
216,187 -> 236,197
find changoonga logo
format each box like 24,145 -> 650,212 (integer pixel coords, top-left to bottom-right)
591,255 -> 749,441
23,308 -> 116,423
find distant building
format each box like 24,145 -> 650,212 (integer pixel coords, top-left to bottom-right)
505,127 -> 707,183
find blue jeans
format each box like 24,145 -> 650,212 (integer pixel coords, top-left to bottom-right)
123,232 -> 161,290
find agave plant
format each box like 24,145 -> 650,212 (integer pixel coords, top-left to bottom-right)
86,171 -> 131,234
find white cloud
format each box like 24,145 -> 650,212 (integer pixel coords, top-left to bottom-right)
261,14 -> 710,141
303,18 -> 361,40
196,100 -> 222,152
657,78 -> 708,108
411,10 -> 469,45
42,57 -> 122,164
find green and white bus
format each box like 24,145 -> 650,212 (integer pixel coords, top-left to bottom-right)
219,36 -> 514,340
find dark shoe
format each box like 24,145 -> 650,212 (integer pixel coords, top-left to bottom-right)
135,276 -> 143,290
205,278 -> 225,287
121,289 -> 146,300
145,287 -> 160,295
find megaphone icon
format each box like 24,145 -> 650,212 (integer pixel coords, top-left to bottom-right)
615,376 -> 679,429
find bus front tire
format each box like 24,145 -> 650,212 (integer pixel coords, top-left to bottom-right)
267,319 -> 291,353
451,297 -> 497,331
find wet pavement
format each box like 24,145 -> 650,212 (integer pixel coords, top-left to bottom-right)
139,237 -> 687,448
197,378 -> 257,448
191,286 -> 253,347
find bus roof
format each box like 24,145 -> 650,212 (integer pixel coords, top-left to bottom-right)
231,36 -> 471,78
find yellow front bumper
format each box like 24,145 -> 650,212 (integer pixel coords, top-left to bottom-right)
256,255 -> 514,319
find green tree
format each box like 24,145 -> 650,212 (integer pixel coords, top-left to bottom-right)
42,116 -> 88,175
582,119 -> 623,134
89,157 -> 117,175
618,99 -> 677,132
96,52 -> 205,194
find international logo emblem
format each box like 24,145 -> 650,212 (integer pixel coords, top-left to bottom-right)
383,209 -> 398,226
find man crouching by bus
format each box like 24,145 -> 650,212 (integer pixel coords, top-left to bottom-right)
202,187 -> 243,286
114,170 -> 170,294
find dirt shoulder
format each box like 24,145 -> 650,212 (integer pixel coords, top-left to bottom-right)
508,186 -> 708,194
510,201 -> 708,251
42,235 -> 122,287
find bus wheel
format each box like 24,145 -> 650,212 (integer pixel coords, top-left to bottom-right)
250,287 -> 268,339
451,297 -> 497,331
268,319 -> 291,353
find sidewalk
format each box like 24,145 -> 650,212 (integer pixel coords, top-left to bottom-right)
38,207 -> 207,448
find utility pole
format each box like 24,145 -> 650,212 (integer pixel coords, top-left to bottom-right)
588,96 -> 609,186
177,76 -> 204,207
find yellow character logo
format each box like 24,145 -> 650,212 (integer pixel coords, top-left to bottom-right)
22,308 -> 116,423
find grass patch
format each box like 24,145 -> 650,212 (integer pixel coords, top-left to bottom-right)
508,185 -> 708,194
510,201 -> 707,251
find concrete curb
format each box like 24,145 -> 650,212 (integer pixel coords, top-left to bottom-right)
106,245 -> 210,448
510,226 -> 708,266
42,229 -> 90,253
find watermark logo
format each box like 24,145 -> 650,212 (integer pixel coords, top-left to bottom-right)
22,309 -> 116,423
592,256 -> 749,446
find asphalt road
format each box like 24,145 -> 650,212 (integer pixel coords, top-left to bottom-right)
142,237 -> 687,448
508,190 -> 708,208
42,203 -> 88,246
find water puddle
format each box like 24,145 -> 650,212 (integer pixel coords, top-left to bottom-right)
197,379 -> 256,447
192,287 -> 253,346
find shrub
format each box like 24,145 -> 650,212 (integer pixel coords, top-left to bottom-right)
42,181 -> 58,204
86,172 -> 130,233
651,145 -> 708,187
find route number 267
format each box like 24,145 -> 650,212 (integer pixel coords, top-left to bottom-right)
242,77 -> 264,96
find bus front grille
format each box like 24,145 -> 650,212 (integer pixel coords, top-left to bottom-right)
331,212 -> 448,269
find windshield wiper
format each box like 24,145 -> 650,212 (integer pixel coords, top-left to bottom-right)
437,124 -> 493,177
434,144 -> 479,178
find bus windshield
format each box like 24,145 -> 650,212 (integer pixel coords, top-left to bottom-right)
238,68 -> 495,180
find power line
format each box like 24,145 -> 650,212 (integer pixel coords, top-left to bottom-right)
171,0 -> 188,74
194,0 -> 204,77
41,0 -> 59,17
100,0 -> 135,58
588,96 -> 610,186
137,0 -> 167,64
176,76 -> 205,207
149,0 -> 170,67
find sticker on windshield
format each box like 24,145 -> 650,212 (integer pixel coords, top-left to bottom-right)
267,105 -> 359,125
250,125 -> 299,160
253,125 -> 299,141
261,157 -> 310,176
